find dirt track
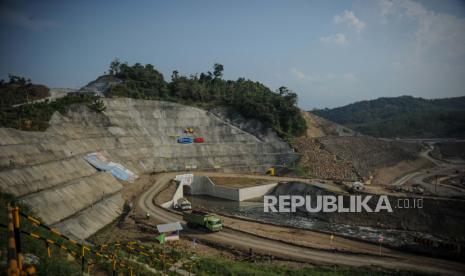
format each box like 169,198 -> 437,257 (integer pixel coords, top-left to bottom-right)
135,172 -> 465,275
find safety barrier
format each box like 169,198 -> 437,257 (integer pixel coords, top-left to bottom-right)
2,204 -> 187,275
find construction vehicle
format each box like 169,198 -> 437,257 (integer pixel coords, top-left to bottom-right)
266,166 -> 289,177
174,197 -> 192,211
183,210 -> 222,232
266,167 -> 275,176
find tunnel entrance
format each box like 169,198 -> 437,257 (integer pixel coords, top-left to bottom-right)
183,185 -> 192,195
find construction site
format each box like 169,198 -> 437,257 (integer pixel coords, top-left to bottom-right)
1,85 -> 465,275
3,0 -> 465,273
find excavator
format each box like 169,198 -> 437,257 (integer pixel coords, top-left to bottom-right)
266,167 -> 276,176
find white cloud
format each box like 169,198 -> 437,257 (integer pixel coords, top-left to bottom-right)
342,73 -> 358,82
320,33 -> 348,45
379,0 -> 465,60
290,68 -> 307,80
290,68 -> 358,83
0,7 -> 59,31
334,10 -> 366,33
379,0 -> 394,17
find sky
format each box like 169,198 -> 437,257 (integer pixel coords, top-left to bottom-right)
1,0 -> 465,109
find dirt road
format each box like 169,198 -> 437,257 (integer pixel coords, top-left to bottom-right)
135,172 -> 465,275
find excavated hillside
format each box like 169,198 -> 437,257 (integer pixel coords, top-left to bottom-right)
300,111 -> 356,138
0,98 -> 296,240
293,112 -> 425,182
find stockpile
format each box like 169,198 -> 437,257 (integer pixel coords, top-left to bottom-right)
293,137 -> 359,181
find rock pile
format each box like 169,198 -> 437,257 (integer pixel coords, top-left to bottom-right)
292,137 -> 359,181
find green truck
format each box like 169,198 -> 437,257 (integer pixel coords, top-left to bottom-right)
183,210 -> 222,232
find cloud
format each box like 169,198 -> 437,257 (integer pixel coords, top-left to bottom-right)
378,0 -> 465,60
342,73 -> 358,82
334,10 -> 366,33
320,33 -> 348,45
379,0 -> 394,17
0,7 -> 59,30
290,68 -> 358,83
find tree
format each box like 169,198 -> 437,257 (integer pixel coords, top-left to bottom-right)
8,74 -> 28,85
88,98 -> 107,113
109,58 -> 122,75
213,63 -> 224,79
171,70 -> 179,81
104,60 -> 307,138
278,86 -> 290,96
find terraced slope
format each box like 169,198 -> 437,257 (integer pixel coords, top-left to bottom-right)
0,98 -> 296,239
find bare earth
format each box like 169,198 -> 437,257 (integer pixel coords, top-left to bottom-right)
373,157 -> 433,186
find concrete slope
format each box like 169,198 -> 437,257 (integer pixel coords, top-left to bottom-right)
0,98 -> 296,240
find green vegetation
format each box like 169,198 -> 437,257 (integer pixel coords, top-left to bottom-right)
1,61 -> 307,137
105,60 -> 306,138
312,96 -> 465,138
193,257 -> 419,276
88,98 -> 107,113
0,193 -> 82,275
0,92 -> 98,131
0,75 -> 50,107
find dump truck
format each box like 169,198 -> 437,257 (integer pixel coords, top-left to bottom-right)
183,210 -> 222,232
174,197 -> 192,211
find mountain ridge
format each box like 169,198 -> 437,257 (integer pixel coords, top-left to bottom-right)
312,95 -> 465,138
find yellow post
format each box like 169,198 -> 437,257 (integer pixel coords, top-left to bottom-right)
80,244 -> 87,275
6,204 -> 19,276
112,257 -> 116,276
87,262 -> 92,274
46,242 -> 52,258
12,206 -> 23,272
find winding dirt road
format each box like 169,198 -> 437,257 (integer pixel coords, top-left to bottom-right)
136,172 -> 465,275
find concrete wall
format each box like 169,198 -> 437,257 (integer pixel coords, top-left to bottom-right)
0,98 -> 296,240
189,176 -> 240,201
163,175 -> 278,206
52,192 -> 124,240
238,183 -> 279,201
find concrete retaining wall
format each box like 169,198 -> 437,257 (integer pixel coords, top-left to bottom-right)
0,98 -> 295,240
52,192 -> 124,240
163,175 -> 278,207
21,172 -> 123,225
190,176 -> 240,201
238,183 -> 279,201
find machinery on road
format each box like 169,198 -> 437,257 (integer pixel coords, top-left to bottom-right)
174,197 -> 192,211
183,210 -> 222,232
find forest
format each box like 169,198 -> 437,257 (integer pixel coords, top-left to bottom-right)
313,96 -> 465,138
